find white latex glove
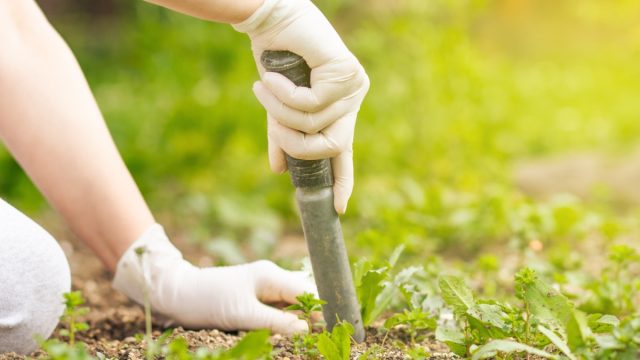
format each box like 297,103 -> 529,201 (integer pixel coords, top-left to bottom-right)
112,224 -> 317,334
233,0 -> 370,214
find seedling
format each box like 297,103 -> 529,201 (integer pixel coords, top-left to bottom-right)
285,292 -> 326,332
291,332 -> 320,359
164,330 -> 272,360
39,338 -> 94,360
383,308 -> 437,345
286,293 -> 326,359
38,291 -> 92,360
315,321 -> 354,360
135,246 -> 156,360
405,346 -> 430,360
60,291 -> 90,346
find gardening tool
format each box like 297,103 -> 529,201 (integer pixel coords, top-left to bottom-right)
261,50 -> 365,342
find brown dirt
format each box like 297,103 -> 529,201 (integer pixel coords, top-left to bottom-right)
514,148 -> 640,206
0,224 -> 456,360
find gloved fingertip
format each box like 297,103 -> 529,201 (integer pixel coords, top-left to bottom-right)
285,319 -> 310,335
252,81 -> 265,95
268,154 -> 287,174
263,72 -> 291,90
333,193 -> 348,214
268,311 -> 308,335
262,71 -> 278,83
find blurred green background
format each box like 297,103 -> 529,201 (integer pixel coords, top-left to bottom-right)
2,0 -> 640,265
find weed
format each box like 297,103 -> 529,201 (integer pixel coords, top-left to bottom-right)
134,245 -> 154,360
382,284 -> 437,346
39,339 -> 94,360
291,332 -> 320,359
59,291 -> 90,346
316,321 -> 354,360
285,292 -> 326,332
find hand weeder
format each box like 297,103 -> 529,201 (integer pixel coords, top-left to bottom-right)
261,50 -> 365,343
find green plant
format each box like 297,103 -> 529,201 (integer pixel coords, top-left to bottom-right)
134,245 -> 160,360
382,284 -> 437,345
215,330 -> 273,360
39,339 -> 94,360
164,330 -> 273,360
470,339 -> 557,360
59,291 -> 90,346
592,315 -> 640,359
384,308 -> 436,345
354,245 -> 406,326
405,346 -> 430,360
291,332 -> 320,359
358,343 -> 384,360
316,321 -> 354,360
286,293 -> 325,360
581,245 -> 640,316
38,292 -> 94,360
285,292 -> 326,332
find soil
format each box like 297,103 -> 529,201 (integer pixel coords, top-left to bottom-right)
514,148 -> 640,207
0,224 -> 456,360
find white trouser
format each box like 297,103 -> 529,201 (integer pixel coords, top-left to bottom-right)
0,198 -> 71,354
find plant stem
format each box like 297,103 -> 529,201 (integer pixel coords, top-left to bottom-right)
144,284 -> 152,360
136,247 -> 154,360
464,318 -> 470,357
69,314 -> 75,346
381,329 -> 390,348
524,302 -> 530,345
306,315 -> 313,333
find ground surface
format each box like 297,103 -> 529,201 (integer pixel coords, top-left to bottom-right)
0,152 -> 628,359
0,229 -> 456,360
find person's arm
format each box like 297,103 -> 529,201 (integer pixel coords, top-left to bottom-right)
0,0 -> 154,271
0,0 -> 316,334
144,0 -> 263,23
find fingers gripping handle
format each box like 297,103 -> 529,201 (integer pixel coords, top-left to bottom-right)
260,50 -> 366,343
260,51 -> 333,189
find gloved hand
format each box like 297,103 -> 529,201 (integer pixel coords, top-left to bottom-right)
233,0 -> 370,214
112,224 -> 317,334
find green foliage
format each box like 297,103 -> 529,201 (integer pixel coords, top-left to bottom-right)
42,330 -> 272,360
405,346 -> 430,360
354,245 -> 407,326
357,344 -> 383,360
316,322 -> 354,360
515,267 -> 574,332
39,340 -> 94,360
384,308 -> 436,343
291,332 -> 320,360
434,265 -> 640,359
357,267 -> 388,326
470,340 -> 558,360
159,330 -> 272,360
285,292 -> 326,332
60,291 -> 90,346
537,324 -> 576,360
438,276 -> 475,318
135,245 -> 155,360
215,330 -> 272,360
580,245 -> 640,316
593,316 -> 640,359
8,0 -> 638,261
435,326 -> 467,357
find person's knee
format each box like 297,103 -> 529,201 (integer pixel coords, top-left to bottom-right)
0,200 -> 71,354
